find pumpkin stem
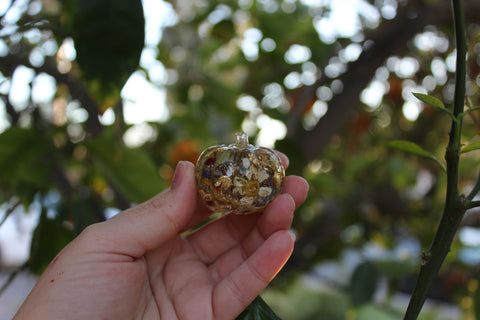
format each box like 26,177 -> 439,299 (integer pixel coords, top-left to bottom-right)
235,131 -> 249,146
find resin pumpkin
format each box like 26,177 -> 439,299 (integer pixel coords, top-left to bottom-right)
195,132 -> 285,214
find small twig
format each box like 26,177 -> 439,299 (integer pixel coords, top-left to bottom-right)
467,171 -> 480,201
466,201 -> 480,209
0,263 -> 28,296
0,199 -> 21,228
464,98 -> 480,128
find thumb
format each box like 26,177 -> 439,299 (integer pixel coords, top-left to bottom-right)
88,161 -> 198,257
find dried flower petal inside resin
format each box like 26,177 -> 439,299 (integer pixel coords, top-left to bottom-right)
195,132 -> 285,214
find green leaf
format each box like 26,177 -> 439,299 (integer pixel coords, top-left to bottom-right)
349,262 -> 380,307
0,128 -> 54,206
56,195 -> 102,236
236,296 -> 282,320
412,93 -> 445,109
85,132 -> 166,204
29,209 -> 74,275
387,140 -> 433,158
375,260 -> 417,279
211,19 -> 235,43
73,0 -> 145,113
387,140 -> 446,172
412,93 -> 454,119
461,141 -> 480,154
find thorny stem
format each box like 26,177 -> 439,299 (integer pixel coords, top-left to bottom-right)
404,0 -> 467,319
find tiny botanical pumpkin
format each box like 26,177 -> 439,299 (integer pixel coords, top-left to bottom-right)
195,132 -> 285,214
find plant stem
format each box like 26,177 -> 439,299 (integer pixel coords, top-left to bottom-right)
467,171 -> 480,201
452,0 -> 467,119
404,0 -> 467,319
467,200 -> 480,209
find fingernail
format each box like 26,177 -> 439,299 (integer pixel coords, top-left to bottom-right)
171,161 -> 186,190
283,193 -> 296,210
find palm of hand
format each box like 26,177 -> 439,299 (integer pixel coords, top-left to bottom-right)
134,205 -> 294,320
47,205 -> 293,320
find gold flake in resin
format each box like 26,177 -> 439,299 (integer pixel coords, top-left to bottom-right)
194,132 -> 285,214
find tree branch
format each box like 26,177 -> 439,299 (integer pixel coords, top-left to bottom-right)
0,199 -> 21,228
0,54 -> 103,137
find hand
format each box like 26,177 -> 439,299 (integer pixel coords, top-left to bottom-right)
14,158 -> 308,320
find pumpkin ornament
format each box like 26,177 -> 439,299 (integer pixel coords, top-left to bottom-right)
195,132 -> 285,214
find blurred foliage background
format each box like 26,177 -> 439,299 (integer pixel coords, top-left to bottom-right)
1,0 -> 480,318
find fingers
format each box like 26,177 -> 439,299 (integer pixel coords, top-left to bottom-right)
187,194 -> 295,265
282,175 -> 309,208
85,161 -> 198,258
212,230 -> 294,319
186,173 -> 307,266
204,195 -> 295,287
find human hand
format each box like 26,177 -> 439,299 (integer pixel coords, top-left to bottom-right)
14,158 -> 308,320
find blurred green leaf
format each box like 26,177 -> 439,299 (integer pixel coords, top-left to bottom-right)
375,260 -> 417,279
350,262 -> 380,307
461,141 -> 480,154
236,296 -> 281,320
85,132 -> 166,204
73,0 -> 145,113
356,304 -> 400,320
262,279 -> 349,320
387,140 -> 446,172
72,201 -> 98,236
55,195 -> 99,237
211,19 -> 235,43
29,209 -> 74,275
58,0 -> 79,36
0,128 -> 53,206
